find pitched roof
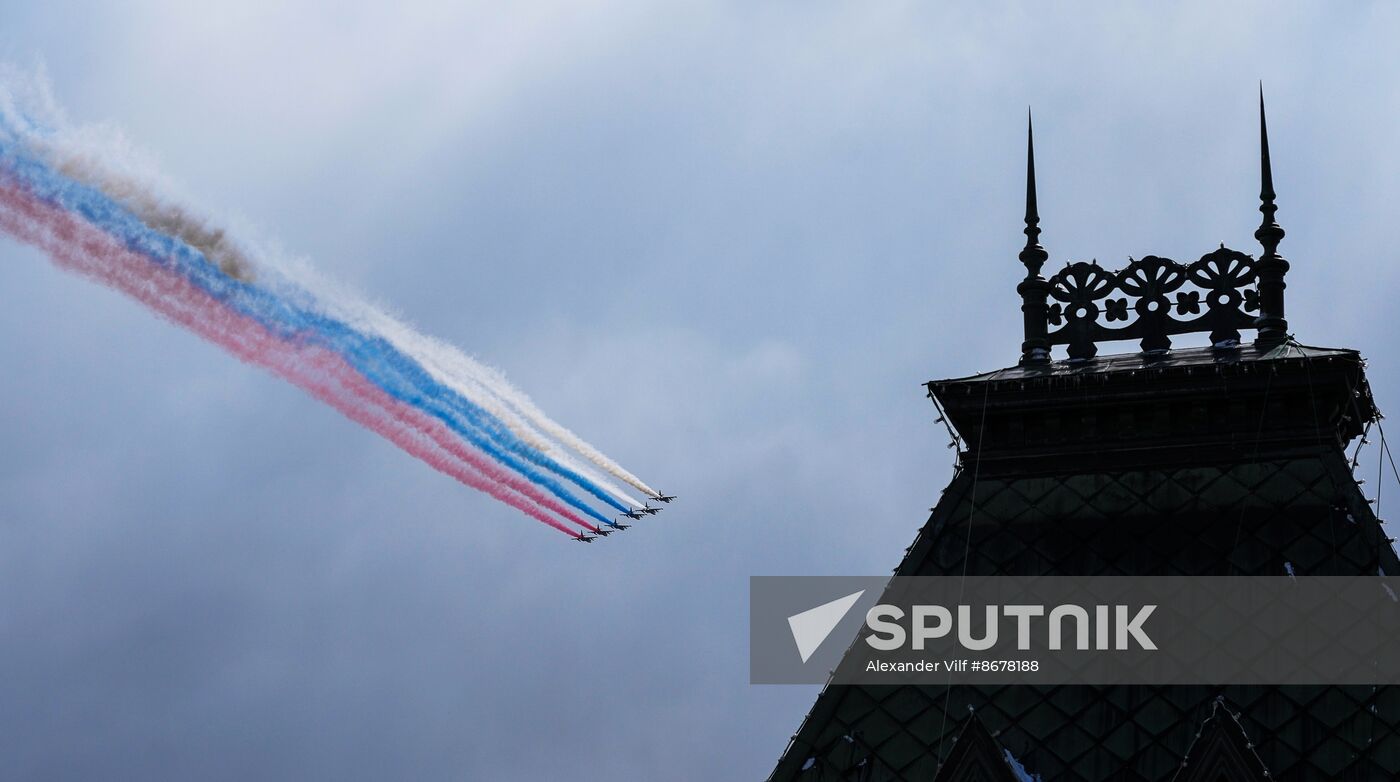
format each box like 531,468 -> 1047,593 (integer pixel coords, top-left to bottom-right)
770,345 -> 1400,781
931,711 -> 1033,782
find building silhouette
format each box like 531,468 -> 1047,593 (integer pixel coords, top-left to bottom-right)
769,96 -> 1400,781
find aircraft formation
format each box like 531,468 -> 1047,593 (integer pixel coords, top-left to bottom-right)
573,494 -> 678,542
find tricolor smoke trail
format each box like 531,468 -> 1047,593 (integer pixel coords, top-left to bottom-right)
0,74 -> 666,538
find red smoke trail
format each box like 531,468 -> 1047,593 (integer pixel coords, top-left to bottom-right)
0,178 -> 589,536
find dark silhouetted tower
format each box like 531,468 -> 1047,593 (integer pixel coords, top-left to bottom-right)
770,98 -> 1400,782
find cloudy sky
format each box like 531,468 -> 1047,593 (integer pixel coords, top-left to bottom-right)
2,2 -> 1399,779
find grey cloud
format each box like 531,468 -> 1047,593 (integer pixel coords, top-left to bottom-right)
1,2 -> 1399,779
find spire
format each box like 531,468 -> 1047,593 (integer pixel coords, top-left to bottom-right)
1017,109 -> 1051,365
1024,111 -> 1040,248
1258,85 -> 1276,213
1253,85 -> 1290,347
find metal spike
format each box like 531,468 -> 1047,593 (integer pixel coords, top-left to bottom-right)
1024,110 -> 1039,234
1259,84 -> 1275,207
1017,109 -> 1052,365
1254,83 -> 1290,346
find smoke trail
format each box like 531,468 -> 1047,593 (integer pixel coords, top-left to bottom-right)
342,310 -> 645,507
385,322 -> 661,498
0,73 -> 666,532
478,373 -> 662,498
257,223 -> 660,499
350,310 -> 644,509
0,139 -> 622,527
11,135 -> 644,515
0,174 -> 591,535
55,161 -> 255,282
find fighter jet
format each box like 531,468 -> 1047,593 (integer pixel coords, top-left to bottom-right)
614,522 -> 631,530
574,533 -> 597,543
621,508 -> 646,520
654,493 -> 677,503
638,504 -> 661,515
592,526 -> 613,537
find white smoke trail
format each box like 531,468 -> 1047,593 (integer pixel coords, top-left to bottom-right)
467,360 -> 661,498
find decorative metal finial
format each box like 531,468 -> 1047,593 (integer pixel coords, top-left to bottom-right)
1018,93 -> 1292,361
1253,85 -> 1290,347
1024,113 -> 1040,247
1017,110 -> 1052,365
1259,88 -> 1276,210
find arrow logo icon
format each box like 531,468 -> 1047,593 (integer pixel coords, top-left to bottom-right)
787,590 -> 865,663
